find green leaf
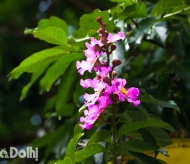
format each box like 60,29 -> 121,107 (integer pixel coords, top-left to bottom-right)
33,27 -> 68,46
147,128 -> 172,147
25,16 -> 68,35
159,100 -> 179,112
139,18 -> 157,34
78,104 -> 87,118
38,16 -> 68,34
55,61 -> 80,116
87,129 -> 110,145
123,109 -> 148,121
129,152 -> 162,164
9,46 -> 68,80
72,9 -> 114,38
20,62 -> 49,100
140,94 -> 158,104
119,2 -> 147,20
140,94 -> 179,111
55,157 -> 72,164
111,0 -> 137,6
139,128 -> 159,150
74,123 -> 83,137
118,118 -> 174,137
117,140 -> 157,154
125,131 -> 144,140
74,143 -> 104,163
128,29 -> 144,48
40,52 -> 82,92
151,0 -> 189,17
148,22 -> 168,47
137,105 -> 150,118
65,133 -> 84,163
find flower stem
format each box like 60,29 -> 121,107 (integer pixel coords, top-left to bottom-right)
112,103 -> 117,164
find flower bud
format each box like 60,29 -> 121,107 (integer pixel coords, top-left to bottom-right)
103,76 -> 111,85
103,32 -> 109,38
112,59 -> 121,68
93,57 -> 102,67
94,44 -> 101,52
100,37 -> 108,45
112,71 -> 118,78
111,45 -> 116,51
98,28 -> 104,34
96,16 -> 102,24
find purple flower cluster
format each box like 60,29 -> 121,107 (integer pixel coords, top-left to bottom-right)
76,16 -> 140,130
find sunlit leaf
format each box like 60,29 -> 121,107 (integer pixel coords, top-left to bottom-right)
9,46 -> 68,80
55,61 -> 81,116
119,2 -> 147,20
25,16 -> 68,35
38,16 -> 68,34
55,157 -> 72,164
111,0 -> 137,6
33,27 -> 68,46
40,52 -> 82,92
72,9 -> 114,38
151,0 -> 190,18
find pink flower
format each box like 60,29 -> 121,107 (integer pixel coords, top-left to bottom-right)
79,105 -> 101,130
76,37 -> 103,75
110,78 -> 140,106
79,95 -> 112,130
127,87 -> 140,106
82,80 -> 110,107
95,66 -> 112,77
76,18 -> 140,130
107,32 -> 125,42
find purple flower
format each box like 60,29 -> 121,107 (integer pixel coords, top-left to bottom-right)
79,104 -> 101,130
107,32 -> 125,42
79,95 -> 112,130
76,37 -> 103,75
95,66 -> 112,77
127,87 -> 140,106
76,18 -> 140,130
110,78 -> 140,106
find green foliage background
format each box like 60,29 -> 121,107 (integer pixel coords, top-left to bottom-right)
1,0 -> 190,163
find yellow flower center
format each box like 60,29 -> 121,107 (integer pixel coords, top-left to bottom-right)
120,87 -> 128,95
